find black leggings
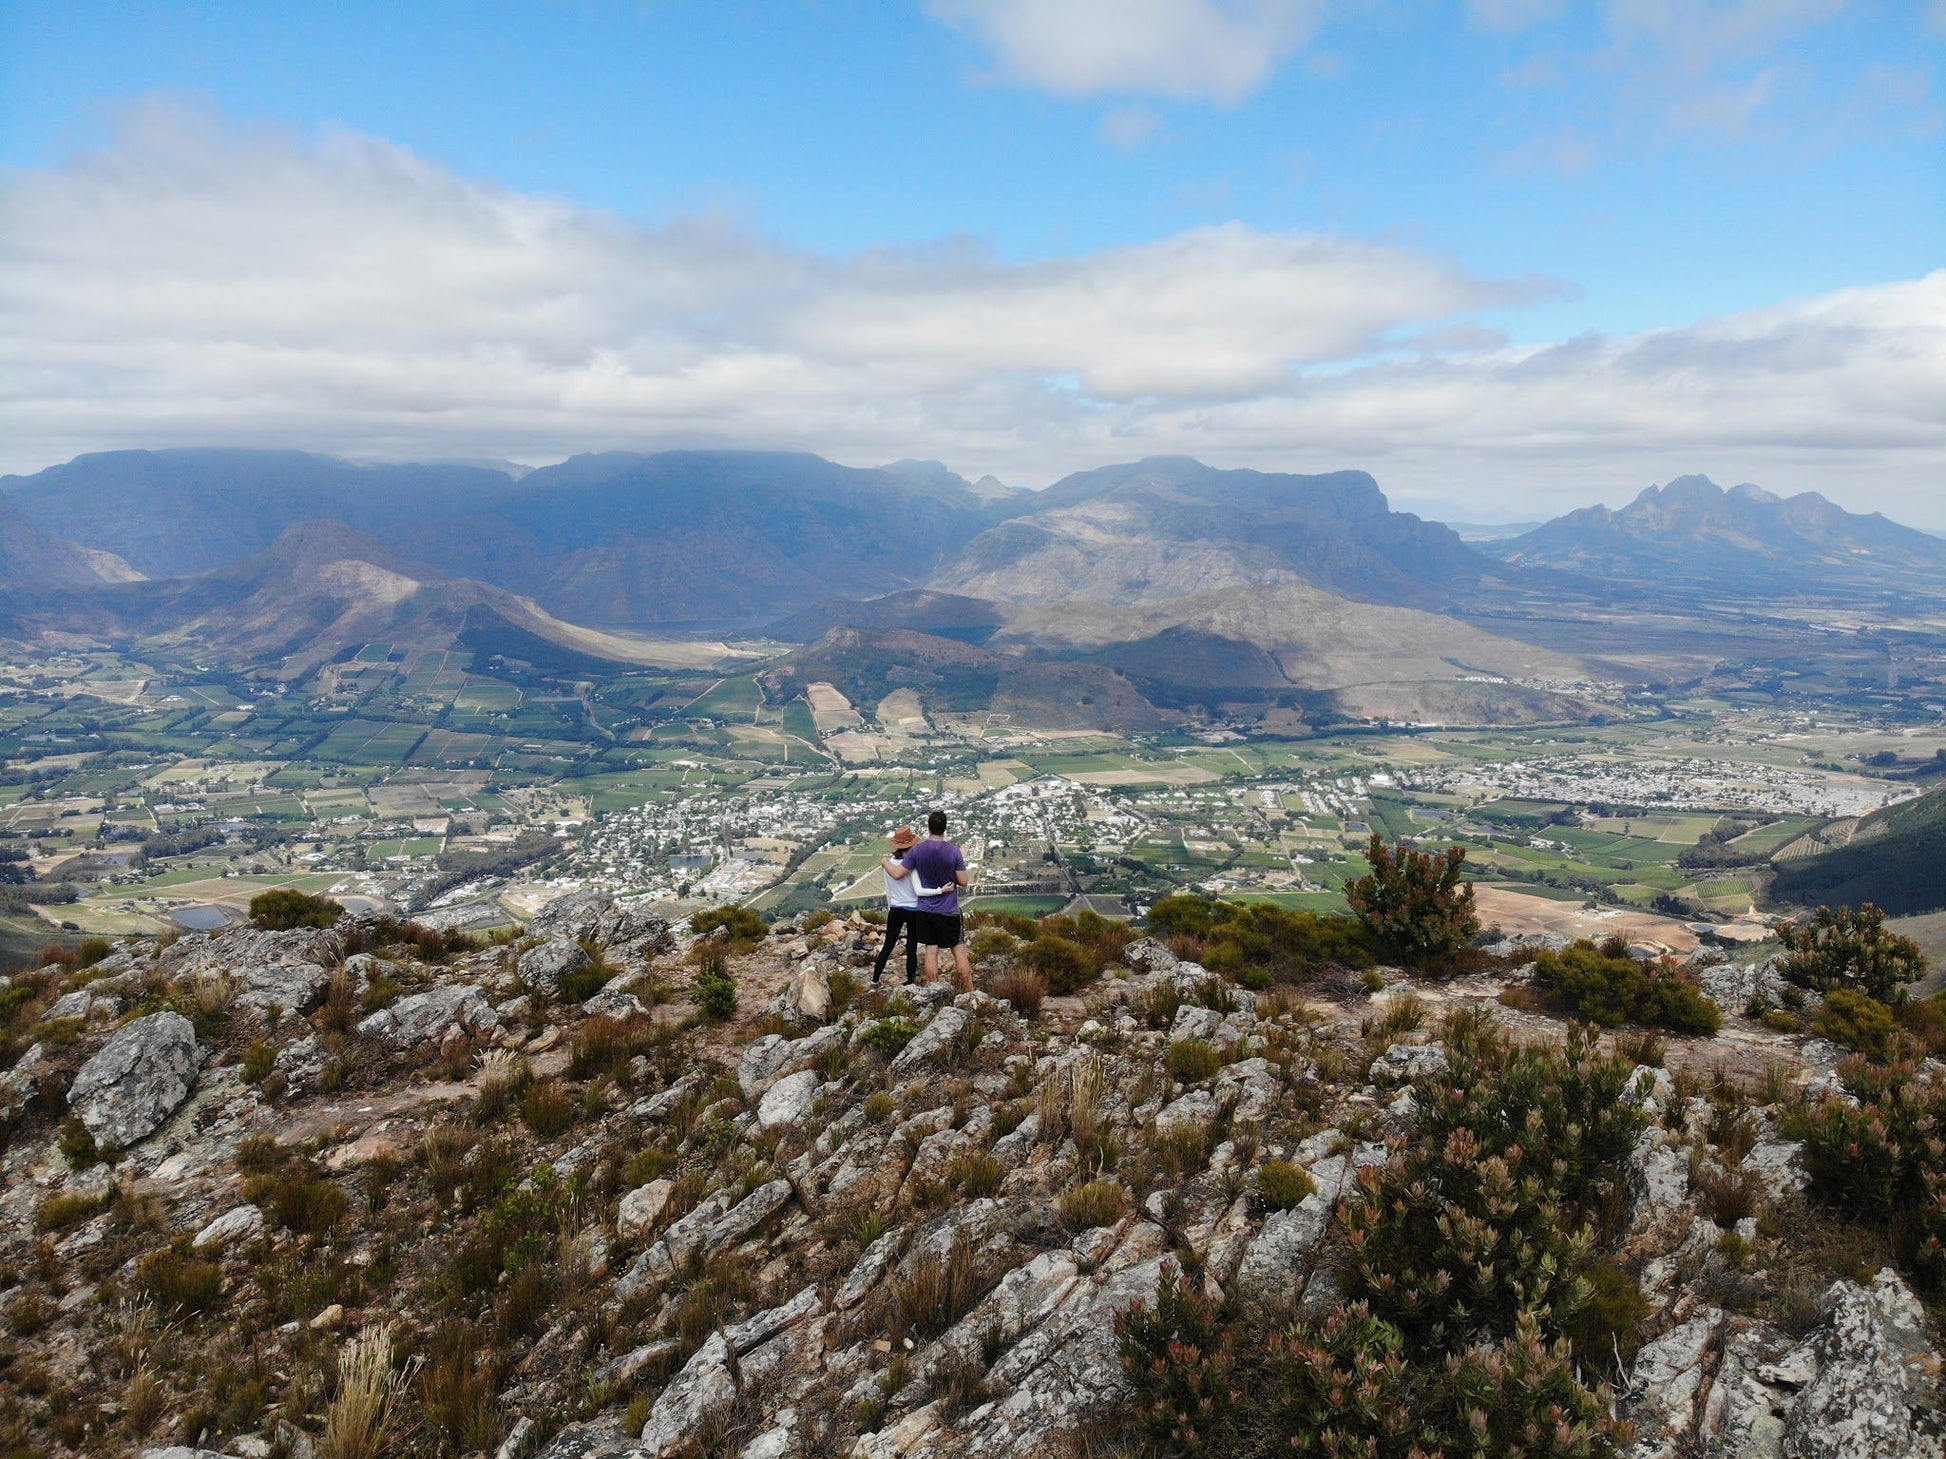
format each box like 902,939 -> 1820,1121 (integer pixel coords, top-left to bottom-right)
874,905 -> 920,981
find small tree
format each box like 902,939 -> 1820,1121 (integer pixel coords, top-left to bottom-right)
249,887 -> 344,931
1777,904 -> 1927,1005
1345,835 -> 1478,967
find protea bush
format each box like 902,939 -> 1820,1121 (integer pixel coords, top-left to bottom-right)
1114,1014 -> 1643,1457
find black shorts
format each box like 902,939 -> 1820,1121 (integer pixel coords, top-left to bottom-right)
912,911 -> 963,948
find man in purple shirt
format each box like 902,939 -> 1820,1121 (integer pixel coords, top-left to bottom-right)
901,809 -> 972,992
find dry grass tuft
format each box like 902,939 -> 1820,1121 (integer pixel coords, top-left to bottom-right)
991,968 -> 1047,1018
319,1326 -> 409,1459
887,1233 -> 989,1343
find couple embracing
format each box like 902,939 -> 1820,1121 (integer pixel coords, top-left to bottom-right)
873,809 -> 973,993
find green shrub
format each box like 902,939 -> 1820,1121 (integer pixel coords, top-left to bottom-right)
1791,1057 -> 1946,1288
1341,1019 -> 1645,1359
968,927 -> 1018,964
139,1243 -> 224,1316
1530,941 -> 1721,1034
58,1116 -> 100,1168
1568,1259 -> 1650,1366
1167,1038 -> 1224,1083
36,1188 -> 111,1232
1778,904 -> 1926,1004
265,1168 -> 349,1236
1150,895 -> 1376,983
693,971 -> 737,1021
950,1150 -> 1002,1199
861,1018 -> 919,1058
1256,1160 -> 1315,1212
521,1079 -> 575,1137
1115,1268 -> 1622,1459
1345,835 -> 1479,968
248,888 -> 343,931
557,960 -> 610,1003
241,1041 -> 277,1084
1109,1021 -> 1643,1455
1060,1178 -> 1127,1230
352,973 -> 400,1012
969,908 -> 1039,940
1022,934 -> 1093,995
1813,988 -> 1902,1061
623,1148 -> 675,1187
690,904 -> 768,945
828,967 -> 861,1011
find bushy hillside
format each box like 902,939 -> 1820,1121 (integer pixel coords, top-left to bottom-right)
1772,786 -> 1946,914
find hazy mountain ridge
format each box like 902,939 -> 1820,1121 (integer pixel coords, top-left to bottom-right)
932,456 -> 1498,610
7,445 -> 1941,729
3,448 -> 1006,628
762,626 -> 1171,733
1485,474 -> 1946,597
0,520 -> 678,677
767,589 -> 1006,644
0,495 -> 141,589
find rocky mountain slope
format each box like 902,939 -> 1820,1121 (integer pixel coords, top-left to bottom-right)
1485,475 -> 1946,600
767,580 -> 1595,729
932,457 -> 1501,612
1,892 -> 1940,1459
0,522 -> 683,678
0,496 -> 140,590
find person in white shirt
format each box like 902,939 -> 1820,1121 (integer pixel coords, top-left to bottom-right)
873,826 -> 922,984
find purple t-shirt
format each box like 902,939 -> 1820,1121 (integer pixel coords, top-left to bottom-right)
901,838 -> 965,915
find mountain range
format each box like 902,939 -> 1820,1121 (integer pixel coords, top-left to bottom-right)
1482,475 -> 1946,600
1,449 -> 1001,628
5,449 -> 1941,730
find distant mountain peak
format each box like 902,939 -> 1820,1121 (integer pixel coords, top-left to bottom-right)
1487,471 -> 1946,597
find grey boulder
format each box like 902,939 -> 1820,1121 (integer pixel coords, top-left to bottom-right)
518,938 -> 590,994
68,1012 -> 201,1149
357,985 -> 500,1046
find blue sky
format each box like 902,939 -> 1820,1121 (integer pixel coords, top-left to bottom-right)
1,1 -> 1942,518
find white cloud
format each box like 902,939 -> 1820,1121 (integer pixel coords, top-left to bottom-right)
1097,105 -> 1166,149
1468,0 -> 1566,35
2,101 -> 1942,521
1604,0 -> 1845,75
930,0 -> 1322,102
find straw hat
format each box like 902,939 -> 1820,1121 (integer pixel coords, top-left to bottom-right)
888,826 -> 919,849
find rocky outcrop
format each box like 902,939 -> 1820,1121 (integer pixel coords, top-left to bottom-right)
356,984 -> 500,1046
528,891 -> 672,964
66,1011 -> 201,1149
1623,1271 -> 1944,1459
6,902 -> 1939,1459
1784,1272 -> 1943,1459
519,939 -> 591,994
160,925 -> 344,1014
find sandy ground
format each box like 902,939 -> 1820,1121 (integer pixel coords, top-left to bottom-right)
1472,884 -> 1700,952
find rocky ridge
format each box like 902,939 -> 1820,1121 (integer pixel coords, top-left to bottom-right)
0,898 -> 1938,1459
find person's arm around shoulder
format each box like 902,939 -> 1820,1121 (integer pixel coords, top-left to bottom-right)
882,855 -> 912,879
